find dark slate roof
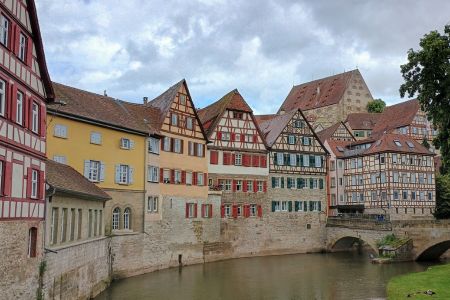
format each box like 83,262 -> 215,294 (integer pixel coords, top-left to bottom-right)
279,69 -> 358,112
46,160 -> 111,201
345,113 -> 382,130
372,99 -> 420,137
49,82 -> 157,134
197,89 -> 254,138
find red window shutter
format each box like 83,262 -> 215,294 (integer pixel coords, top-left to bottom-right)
23,96 -> 29,129
194,203 -> 198,218
209,204 -> 213,218
204,173 -> 208,185
201,204 -> 205,218
232,205 -> 238,218
40,104 -> 46,137
170,169 -> 175,184
14,25 -> 20,55
194,143 -> 198,156
188,141 -> 192,155
217,132 -> 222,140
11,85 -> 17,123
180,139 -> 184,154
261,156 -> 267,168
202,145 -> 206,157
252,155 -> 259,167
193,172 -> 197,185
185,203 -> 189,218
170,138 -> 174,152
26,168 -> 32,198
161,138 -> 165,151
263,181 -> 267,193
38,171 -> 45,200
253,180 -> 258,193
26,38 -> 33,66
253,135 -> 258,143
223,152 -> 229,165
160,168 -> 164,183
231,133 -> 236,141
240,134 -> 245,142
232,180 -> 237,192
242,154 -> 248,167
231,153 -> 236,165
244,205 -> 250,218
210,151 -> 218,164
181,171 -> 186,184
243,180 -> 248,192
4,161 -> 12,196
257,205 -> 263,217
221,205 -> 225,218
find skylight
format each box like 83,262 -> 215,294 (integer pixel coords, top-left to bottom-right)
394,140 -> 402,147
337,146 -> 345,152
406,141 -> 415,148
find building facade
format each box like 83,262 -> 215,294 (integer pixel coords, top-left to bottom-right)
344,112 -> 382,140
198,89 -> 268,219
278,69 -> 374,128
0,1 -> 54,298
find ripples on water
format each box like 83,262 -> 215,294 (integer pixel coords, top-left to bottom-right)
95,251 -> 438,300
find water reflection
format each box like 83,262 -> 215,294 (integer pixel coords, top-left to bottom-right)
96,252 -> 437,300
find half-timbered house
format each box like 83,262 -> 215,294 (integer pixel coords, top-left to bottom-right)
0,1 -> 54,298
198,89 -> 268,219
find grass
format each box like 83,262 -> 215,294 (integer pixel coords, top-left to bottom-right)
377,234 -> 409,249
387,263 -> 450,299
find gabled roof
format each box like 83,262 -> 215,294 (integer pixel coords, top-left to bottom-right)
48,82 -> 156,134
197,89 -> 253,138
28,0 -> 54,101
364,133 -> 432,156
345,113 -> 382,130
279,69 -> 359,112
326,139 -> 354,158
147,79 -> 208,140
46,160 -> 111,201
372,99 -> 420,136
316,122 -> 355,143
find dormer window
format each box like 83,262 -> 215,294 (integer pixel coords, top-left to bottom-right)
0,15 -> 9,47
394,140 -> 402,147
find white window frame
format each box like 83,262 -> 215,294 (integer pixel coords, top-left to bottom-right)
89,160 -> 101,182
290,153 -> 297,166
250,204 -> 257,216
54,124 -> 68,138
163,169 -> 170,184
31,102 -> 39,133
147,196 -> 158,213
222,132 -> 230,141
224,179 -> 232,191
112,208 -> 120,230
197,143 -> 203,157
53,155 -> 66,164
235,180 -> 242,191
235,153 -> 242,166
186,171 -> 193,185
276,153 -> 284,165
123,208 -> 131,230
186,117 -> 193,130
187,203 -> 196,218
174,139 -> 181,153
288,135 -> 295,145
90,132 -> 102,145
0,15 -> 9,47
163,137 -> 171,151
247,180 -> 253,192
175,170 -> 182,184
121,138 -> 131,149
16,91 -> 23,125
30,169 -> 38,199
148,137 -> 160,154
0,79 -> 5,117
197,173 -> 204,186
224,204 -> 232,217
148,166 -> 159,183
18,32 -> 26,61
171,113 -> 178,126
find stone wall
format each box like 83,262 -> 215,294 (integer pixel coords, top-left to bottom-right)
0,220 -> 43,300
43,237 -> 111,300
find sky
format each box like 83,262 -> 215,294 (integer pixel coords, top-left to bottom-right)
36,0 -> 450,114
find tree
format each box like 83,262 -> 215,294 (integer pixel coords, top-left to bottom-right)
434,174 -> 450,219
422,138 -> 430,150
367,99 -> 386,113
400,25 -> 450,174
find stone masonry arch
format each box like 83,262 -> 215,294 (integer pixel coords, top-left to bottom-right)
415,239 -> 450,261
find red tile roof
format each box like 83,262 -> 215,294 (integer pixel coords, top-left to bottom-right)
257,110 -> 297,147
197,89 -> 253,138
364,133 -> 432,156
46,160 -> 111,201
345,113 -> 382,130
279,69 -> 358,112
316,122 -> 355,143
326,139 -> 354,158
372,99 -> 420,136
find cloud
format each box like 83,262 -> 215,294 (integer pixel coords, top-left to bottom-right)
37,0 -> 450,114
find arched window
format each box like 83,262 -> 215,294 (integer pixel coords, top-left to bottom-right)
28,227 -> 37,258
123,208 -> 131,230
112,208 -> 120,230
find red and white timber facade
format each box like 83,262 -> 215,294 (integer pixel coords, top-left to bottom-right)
0,0 -> 53,291
199,89 -> 268,219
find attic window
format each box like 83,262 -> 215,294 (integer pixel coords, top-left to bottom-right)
337,146 -> 344,152
394,140 -> 402,147
233,111 -> 243,120
406,141 -> 415,148
179,94 -> 186,105
375,140 -> 381,147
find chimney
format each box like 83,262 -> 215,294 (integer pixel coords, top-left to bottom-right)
103,90 -> 108,97
316,86 -> 320,95
143,97 -> 148,104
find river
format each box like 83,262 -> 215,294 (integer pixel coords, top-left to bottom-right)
95,252 -> 440,300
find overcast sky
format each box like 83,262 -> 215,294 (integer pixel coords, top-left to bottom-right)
36,0 -> 450,114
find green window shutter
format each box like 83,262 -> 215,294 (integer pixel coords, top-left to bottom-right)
294,201 -> 299,212
304,201 -> 308,212
319,179 -> 324,189
272,177 -> 276,188
271,201 -> 276,212
298,155 -> 303,167
281,177 -> 285,188
309,201 -> 313,211
273,153 -> 278,166
309,178 -> 313,189
300,178 -> 305,189
288,201 -> 293,212
296,178 -> 301,189
309,155 -> 315,166
318,201 -> 322,212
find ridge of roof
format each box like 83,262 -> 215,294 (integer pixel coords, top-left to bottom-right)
372,99 -> 420,135
345,112 -> 382,130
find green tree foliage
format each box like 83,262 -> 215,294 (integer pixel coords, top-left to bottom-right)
400,25 -> 450,174
366,99 -> 386,113
434,174 -> 450,219
422,138 -> 430,150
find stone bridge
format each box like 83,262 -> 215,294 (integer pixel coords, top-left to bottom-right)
326,218 -> 450,261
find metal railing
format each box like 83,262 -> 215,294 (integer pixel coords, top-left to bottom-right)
331,213 -> 390,222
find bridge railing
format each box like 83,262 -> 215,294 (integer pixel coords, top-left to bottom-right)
332,213 -> 390,222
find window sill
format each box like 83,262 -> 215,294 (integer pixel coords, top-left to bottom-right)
111,229 -> 136,236
54,135 -> 68,139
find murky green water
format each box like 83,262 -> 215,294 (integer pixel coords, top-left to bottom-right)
95,252 -> 439,300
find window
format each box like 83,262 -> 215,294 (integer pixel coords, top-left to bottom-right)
197,143 -> 204,157
315,156 -> 322,168
272,177 -> 281,188
77,209 -> 82,240
276,153 -> 284,165
303,137 -> 310,145
88,209 -> 93,237
0,15 -> 9,47
18,33 -> 27,61
123,208 -> 131,230
247,180 -> 253,192
224,204 -> 232,217
179,94 -> 186,105
288,135 -> 295,145
294,120 -> 304,128
187,203 -> 196,218
112,208 -> 120,230
186,171 -> 193,185
27,227 -> 37,258
90,132 -> 102,145
392,154 -> 398,164
236,180 -> 242,191
245,135 -> 254,143
50,208 -> 58,245
223,179 -> 232,191
402,191 -> 408,200
380,154 -> 385,164
197,173 -> 204,186
54,124 -> 68,138
175,170 -> 181,184
174,139 -> 181,153
94,210 -> 98,236
148,166 -> 159,183
235,153 -> 242,166
121,138 -> 131,149
222,132 -> 231,141
394,140 -> 402,147
98,210 -> 103,236
202,204 -> 212,218
61,208 -> 67,242
186,117 -> 193,130
309,201 -> 321,212
303,155 -> 310,167
163,137 -> 171,151
393,190 -> 399,200
16,91 -> 23,125
171,113 -> 178,126
31,103 -> 39,133
0,161 -> 3,195
148,196 -> 158,213
237,205 -> 243,217
0,79 -> 5,117
428,192 -> 433,201
257,181 -> 264,192
233,111 -> 243,119
88,160 -> 101,182
148,137 -> 160,154
290,154 -> 297,166
30,170 -> 38,199
117,164 -> 132,184
250,204 -> 257,216
69,209 -> 75,241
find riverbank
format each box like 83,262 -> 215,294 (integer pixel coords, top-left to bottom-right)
387,263 -> 450,299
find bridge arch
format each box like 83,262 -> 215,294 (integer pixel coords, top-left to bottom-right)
415,239 -> 450,261
330,235 -> 378,254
